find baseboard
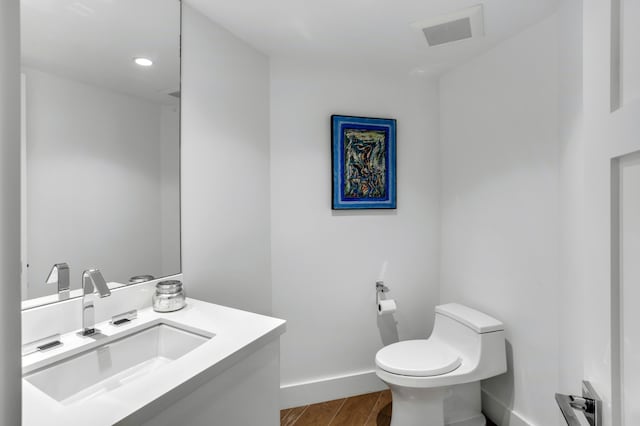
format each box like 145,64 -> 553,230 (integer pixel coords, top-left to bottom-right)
481,389 -> 535,426
280,370 -> 388,409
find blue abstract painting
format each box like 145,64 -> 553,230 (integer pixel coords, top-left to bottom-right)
332,115 -> 396,209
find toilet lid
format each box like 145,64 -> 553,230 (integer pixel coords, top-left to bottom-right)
375,340 -> 462,377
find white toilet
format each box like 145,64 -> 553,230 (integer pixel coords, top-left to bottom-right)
375,303 -> 506,426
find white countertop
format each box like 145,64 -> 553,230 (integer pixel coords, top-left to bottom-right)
22,298 -> 286,426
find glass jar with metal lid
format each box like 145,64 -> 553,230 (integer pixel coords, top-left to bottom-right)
152,280 -> 186,312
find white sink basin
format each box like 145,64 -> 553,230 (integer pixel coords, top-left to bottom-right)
23,321 -> 213,405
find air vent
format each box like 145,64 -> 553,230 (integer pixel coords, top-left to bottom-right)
412,4 -> 484,47
423,17 -> 472,46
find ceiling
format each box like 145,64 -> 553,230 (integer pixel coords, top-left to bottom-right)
21,0 -> 180,104
187,0 -> 561,75
20,0 -> 562,100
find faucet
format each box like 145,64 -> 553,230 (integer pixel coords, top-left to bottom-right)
78,269 -> 111,337
46,263 -> 70,295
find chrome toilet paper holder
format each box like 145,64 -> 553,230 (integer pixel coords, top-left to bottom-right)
376,281 -> 389,304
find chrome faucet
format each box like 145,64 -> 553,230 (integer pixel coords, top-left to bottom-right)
78,269 -> 111,337
46,263 -> 70,295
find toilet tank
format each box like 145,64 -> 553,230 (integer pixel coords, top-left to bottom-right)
431,303 -> 506,379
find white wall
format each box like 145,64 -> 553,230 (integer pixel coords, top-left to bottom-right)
181,4 -> 271,315
23,68 -> 180,298
270,59 -> 441,403
439,14 -> 561,426
0,0 -> 23,422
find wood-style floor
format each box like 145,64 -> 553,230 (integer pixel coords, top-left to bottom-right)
280,391 -> 392,426
280,390 -> 498,426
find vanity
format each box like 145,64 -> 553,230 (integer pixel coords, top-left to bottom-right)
22,280 -> 286,426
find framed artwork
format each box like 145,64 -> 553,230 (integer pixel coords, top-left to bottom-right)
331,115 -> 397,209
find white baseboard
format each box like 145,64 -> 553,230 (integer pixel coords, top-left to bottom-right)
481,389 -> 535,426
280,370 -> 388,409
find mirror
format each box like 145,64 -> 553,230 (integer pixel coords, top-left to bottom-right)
20,0 -> 181,306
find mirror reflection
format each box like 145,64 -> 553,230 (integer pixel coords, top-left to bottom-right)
20,0 -> 181,304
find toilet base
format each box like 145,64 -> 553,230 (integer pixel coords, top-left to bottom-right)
387,382 -> 485,426
389,386 -> 447,426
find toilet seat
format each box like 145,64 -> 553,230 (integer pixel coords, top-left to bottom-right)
375,340 -> 462,377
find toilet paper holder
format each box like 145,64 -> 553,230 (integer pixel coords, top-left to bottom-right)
376,281 -> 397,315
376,281 -> 389,302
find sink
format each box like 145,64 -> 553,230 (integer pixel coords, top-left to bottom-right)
23,321 -> 213,405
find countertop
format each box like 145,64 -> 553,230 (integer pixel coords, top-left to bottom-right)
22,298 -> 286,426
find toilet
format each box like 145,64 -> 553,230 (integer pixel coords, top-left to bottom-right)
375,303 -> 506,426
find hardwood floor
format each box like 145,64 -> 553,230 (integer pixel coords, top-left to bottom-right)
280,390 -> 497,426
280,391 -> 391,426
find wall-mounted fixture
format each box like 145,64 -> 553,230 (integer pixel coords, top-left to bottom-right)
20,0 -> 181,305
376,281 -> 396,316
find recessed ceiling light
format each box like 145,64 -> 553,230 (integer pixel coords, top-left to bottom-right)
134,57 -> 153,67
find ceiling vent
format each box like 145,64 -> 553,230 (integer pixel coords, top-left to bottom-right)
413,4 -> 484,47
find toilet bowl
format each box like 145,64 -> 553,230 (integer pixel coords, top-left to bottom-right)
375,303 -> 506,426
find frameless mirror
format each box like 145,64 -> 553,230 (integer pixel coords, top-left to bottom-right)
20,0 -> 181,306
